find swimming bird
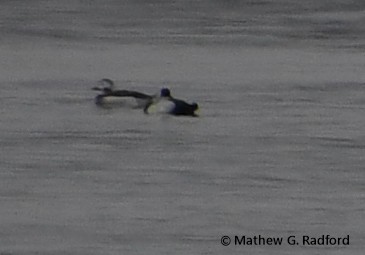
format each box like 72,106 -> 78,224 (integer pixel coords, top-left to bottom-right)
144,88 -> 199,117
92,79 -> 153,108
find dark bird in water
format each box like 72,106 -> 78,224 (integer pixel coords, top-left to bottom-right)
92,79 -> 153,108
144,88 -> 199,117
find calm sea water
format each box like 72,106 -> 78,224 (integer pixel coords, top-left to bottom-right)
1,1 -> 364,254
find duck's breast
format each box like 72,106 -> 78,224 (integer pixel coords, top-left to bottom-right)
146,99 -> 175,114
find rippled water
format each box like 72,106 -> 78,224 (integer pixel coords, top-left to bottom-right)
1,1 -> 365,254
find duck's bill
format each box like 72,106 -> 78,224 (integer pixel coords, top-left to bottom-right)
92,87 -> 102,91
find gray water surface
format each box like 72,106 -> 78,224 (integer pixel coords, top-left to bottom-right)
1,1 -> 365,254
